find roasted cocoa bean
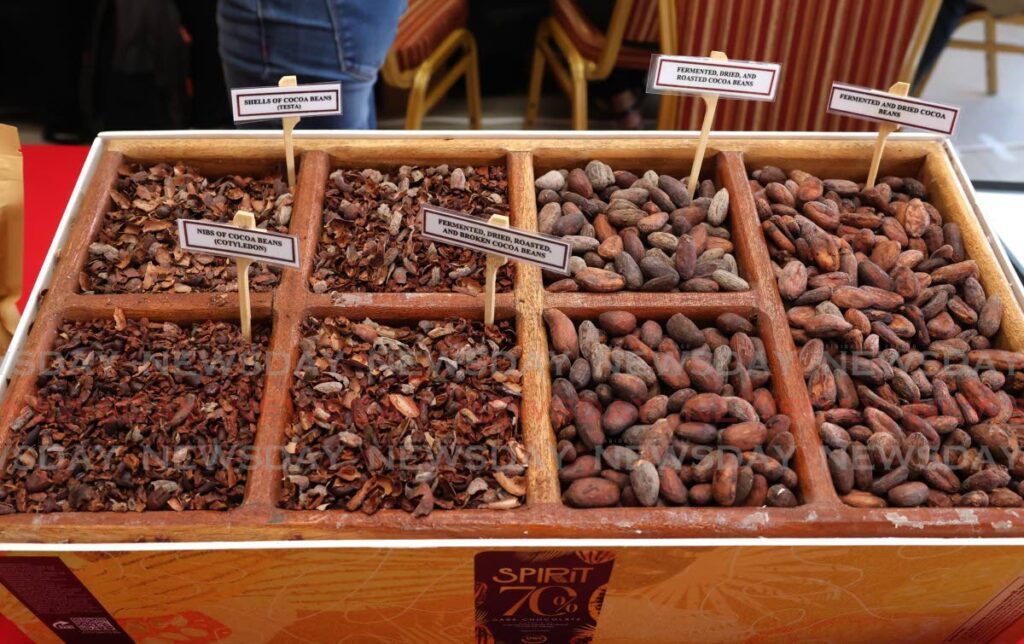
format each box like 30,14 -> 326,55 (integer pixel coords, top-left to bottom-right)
548,311 -> 796,507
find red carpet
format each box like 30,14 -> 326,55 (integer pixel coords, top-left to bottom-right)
19,144 -> 90,311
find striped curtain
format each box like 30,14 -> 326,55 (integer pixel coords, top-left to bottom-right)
664,0 -> 936,131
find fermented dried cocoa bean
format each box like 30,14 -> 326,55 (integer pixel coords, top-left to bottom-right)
752,165 -> 1024,507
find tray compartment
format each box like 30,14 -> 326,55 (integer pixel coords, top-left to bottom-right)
532,148 -> 748,297
740,139 -> 1024,532
544,303 -> 808,510
81,160 -> 293,295
67,152 -> 321,297
313,164 -> 514,295
0,304 -> 274,518
276,307 -> 524,511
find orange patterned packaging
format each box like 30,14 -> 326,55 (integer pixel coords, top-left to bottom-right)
0,545 -> 1022,642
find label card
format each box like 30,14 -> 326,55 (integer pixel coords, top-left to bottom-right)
230,82 -> 342,123
647,54 -> 781,100
419,205 -> 572,275
177,219 -> 300,268
828,82 -> 959,135
474,550 -> 616,644
0,556 -> 132,643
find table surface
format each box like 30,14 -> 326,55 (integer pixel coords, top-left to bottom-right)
20,144 -> 90,311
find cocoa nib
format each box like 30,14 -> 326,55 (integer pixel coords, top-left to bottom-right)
282,316 -> 526,515
547,310 -> 798,508
80,162 -> 291,294
0,314 -> 269,513
753,165 -> 1024,508
311,165 -> 513,294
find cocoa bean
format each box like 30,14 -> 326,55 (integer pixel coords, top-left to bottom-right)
560,455 -> 602,482
721,422 -> 768,451
713,452 -> 739,506
842,490 -> 887,508
565,477 -> 621,507
631,460 -> 660,506
978,295 -> 1004,338
575,267 -> 626,292
609,373 -> 648,402
766,484 -> 798,507
828,449 -> 855,494
683,393 -> 727,424
659,466 -> 688,505
666,313 -> 705,348
888,481 -> 929,507
544,309 -> 578,359
602,401 -> 639,436
575,401 -> 605,449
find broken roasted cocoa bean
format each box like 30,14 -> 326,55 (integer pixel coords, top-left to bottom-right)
282,316 -> 525,515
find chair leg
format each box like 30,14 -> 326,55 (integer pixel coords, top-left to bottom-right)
985,14 -> 998,95
915,63 -> 937,96
525,22 -> 550,129
462,32 -> 483,129
406,65 -> 432,130
569,59 -> 588,130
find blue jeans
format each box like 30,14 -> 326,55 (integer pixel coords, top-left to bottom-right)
218,0 -> 405,129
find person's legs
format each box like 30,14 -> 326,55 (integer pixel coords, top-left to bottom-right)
217,0 -> 403,129
578,0 -> 650,129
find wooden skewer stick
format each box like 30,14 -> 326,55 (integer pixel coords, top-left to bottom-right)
865,81 -> 910,188
687,50 -> 728,197
232,210 -> 256,341
279,75 -> 301,188
483,214 -> 510,326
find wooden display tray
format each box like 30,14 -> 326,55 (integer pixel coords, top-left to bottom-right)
1,132 -> 1023,542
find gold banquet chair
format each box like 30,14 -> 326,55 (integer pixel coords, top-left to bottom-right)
380,0 -> 483,130
932,7 -> 1024,95
525,0 -> 663,130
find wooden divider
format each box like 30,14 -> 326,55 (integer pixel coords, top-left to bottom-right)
716,151 -> 837,506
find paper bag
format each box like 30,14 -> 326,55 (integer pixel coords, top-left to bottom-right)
0,124 -> 23,354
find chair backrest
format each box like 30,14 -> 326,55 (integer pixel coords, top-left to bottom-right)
658,0 -> 940,131
624,0 -> 661,44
